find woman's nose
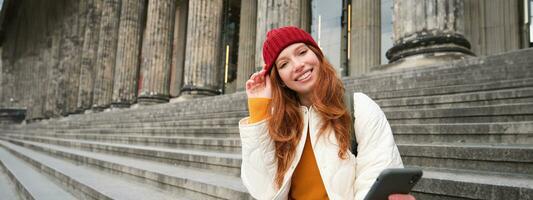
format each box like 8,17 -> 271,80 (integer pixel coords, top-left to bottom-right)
293,60 -> 304,72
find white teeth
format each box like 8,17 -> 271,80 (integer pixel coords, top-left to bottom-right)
296,70 -> 311,81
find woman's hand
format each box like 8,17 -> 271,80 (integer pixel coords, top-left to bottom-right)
388,194 -> 416,200
245,68 -> 272,99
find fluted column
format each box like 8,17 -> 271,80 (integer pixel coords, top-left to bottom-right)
78,0 -> 103,112
138,0 -> 176,104
349,0 -> 380,76
44,2 -> 67,117
180,0 -> 223,97
169,0 -> 188,98
44,4 -> 64,118
255,0 -> 311,69
386,0 -> 474,64
65,1 -> 86,114
92,0 -> 121,110
235,0 -> 257,91
58,1 -> 78,115
464,0 -> 521,56
112,0 -> 146,107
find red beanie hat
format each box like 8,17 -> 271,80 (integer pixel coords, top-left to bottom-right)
262,26 -> 319,75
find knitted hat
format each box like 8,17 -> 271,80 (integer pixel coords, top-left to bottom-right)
262,26 -> 319,75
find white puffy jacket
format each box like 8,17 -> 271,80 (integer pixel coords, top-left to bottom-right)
239,92 -> 403,200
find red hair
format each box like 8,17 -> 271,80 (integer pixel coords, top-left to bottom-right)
267,45 -> 352,188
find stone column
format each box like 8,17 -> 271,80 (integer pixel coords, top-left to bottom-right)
44,2 -> 67,117
64,1 -> 86,114
255,0 -> 311,69
44,3 -> 64,118
385,0 -> 474,67
349,0 -> 380,76
235,0 -> 257,91
28,3 -> 48,120
464,0 -> 521,56
78,0 -> 103,112
111,0 -> 146,108
180,0 -> 223,97
138,0 -> 176,104
58,0 -> 77,115
92,0 -> 121,110
169,0 -> 188,98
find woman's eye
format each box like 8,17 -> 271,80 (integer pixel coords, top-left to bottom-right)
299,50 -> 307,55
279,63 -> 287,68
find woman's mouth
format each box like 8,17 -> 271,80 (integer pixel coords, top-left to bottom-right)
296,69 -> 312,82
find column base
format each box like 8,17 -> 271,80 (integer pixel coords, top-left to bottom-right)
386,33 -> 475,63
111,102 -> 132,108
376,52 -> 473,72
180,85 -> 220,97
137,94 -> 169,105
91,104 -> 110,112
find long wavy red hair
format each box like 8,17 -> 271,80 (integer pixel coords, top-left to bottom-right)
266,45 -> 352,188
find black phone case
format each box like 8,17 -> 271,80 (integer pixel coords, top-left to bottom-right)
363,168 -> 423,200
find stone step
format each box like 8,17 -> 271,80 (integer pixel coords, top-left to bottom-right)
45,127 -> 239,137
365,77 -> 533,100
46,116 -> 244,130
399,143 -> 533,176
412,167 -> 533,199
0,164 -> 19,200
0,147 -> 77,200
392,121 -> 533,144
64,97 -> 248,123
378,86 -> 533,111
0,140 -> 193,200
6,133 -> 242,153
386,103 -> 533,124
3,135 -> 242,176
346,51 -> 533,92
61,110 -> 248,127
0,138 -> 252,200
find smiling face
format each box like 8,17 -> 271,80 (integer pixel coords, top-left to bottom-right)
274,43 -> 320,103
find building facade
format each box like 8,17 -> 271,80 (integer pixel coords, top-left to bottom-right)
0,0 -> 530,121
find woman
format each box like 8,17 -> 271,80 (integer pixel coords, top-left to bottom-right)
239,26 -> 413,200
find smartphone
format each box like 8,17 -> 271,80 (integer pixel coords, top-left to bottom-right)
363,168 -> 423,200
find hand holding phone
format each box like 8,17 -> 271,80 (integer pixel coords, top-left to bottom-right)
363,168 -> 423,200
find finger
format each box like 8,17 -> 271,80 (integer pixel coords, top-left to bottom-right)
246,79 -> 255,90
249,73 -> 257,81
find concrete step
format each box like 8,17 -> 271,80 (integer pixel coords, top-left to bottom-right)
0,171 -> 19,200
63,98 -> 247,122
5,133 -> 242,153
3,135 -> 242,176
392,122 -> 533,144
0,156 -> 22,200
0,147 -> 77,200
0,140 -> 192,200
365,78 -> 533,100
45,127 -> 239,137
412,167 -> 533,199
399,143 -> 533,176
0,138 -> 252,200
346,49 -> 533,92
378,87 -> 533,111
60,111 -> 248,128
386,103 -> 533,124
46,116 -> 244,130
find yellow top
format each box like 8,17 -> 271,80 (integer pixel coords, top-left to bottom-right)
247,98 -> 328,200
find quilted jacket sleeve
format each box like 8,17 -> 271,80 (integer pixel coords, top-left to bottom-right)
239,115 -> 278,199
352,93 -> 404,200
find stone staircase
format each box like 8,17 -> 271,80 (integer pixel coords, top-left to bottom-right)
0,48 -> 532,199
